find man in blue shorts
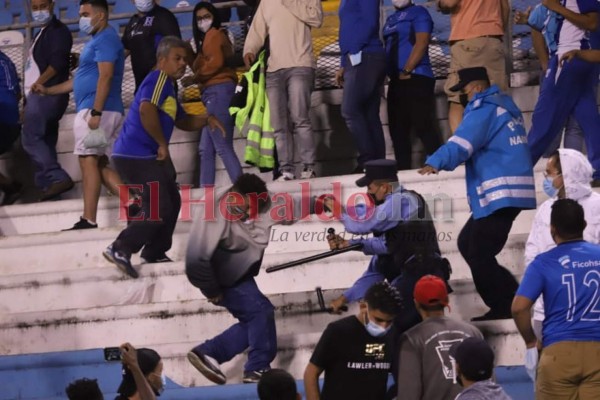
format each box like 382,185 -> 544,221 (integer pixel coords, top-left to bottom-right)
102,36 -> 224,278
513,198 -> 600,399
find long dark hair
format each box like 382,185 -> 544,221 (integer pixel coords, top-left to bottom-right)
192,2 -> 222,52
114,348 -> 161,400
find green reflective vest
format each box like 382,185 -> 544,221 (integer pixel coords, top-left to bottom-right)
230,51 -> 275,171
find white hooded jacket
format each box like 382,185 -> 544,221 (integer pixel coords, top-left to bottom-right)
524,149 -> 600,321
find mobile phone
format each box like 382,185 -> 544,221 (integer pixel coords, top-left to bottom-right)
104,347 -> 122,361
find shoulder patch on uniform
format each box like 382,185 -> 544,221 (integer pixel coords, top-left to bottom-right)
497,107 -> 507,116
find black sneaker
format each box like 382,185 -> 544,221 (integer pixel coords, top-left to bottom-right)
0,181 -> 23,205
62,217 -> 98,231
187,350 -> 226,385
243,369 -> 270,384
471,309 -> 512,322
103,245 -> 138,278
140,255 -> 173,264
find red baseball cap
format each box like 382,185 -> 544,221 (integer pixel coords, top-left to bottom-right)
414,275 -> 449,307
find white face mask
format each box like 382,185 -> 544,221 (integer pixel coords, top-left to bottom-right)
392,0 -> 411,8
135,0 -> 154,13
32,10 -> 52,24
197,19 -> 213,33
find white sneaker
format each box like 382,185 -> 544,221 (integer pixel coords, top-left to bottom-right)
300,168 -> 316,179
275,172 -> 295,182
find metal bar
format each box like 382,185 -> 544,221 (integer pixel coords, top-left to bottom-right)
266,244 -> 363,273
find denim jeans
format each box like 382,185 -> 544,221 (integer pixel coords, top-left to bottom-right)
266,67 -> 316,174
112,157 -> 181,260
341,51 -> 386,167
195,277 -> 277,373
199,82 -> 242,187
21,93 -> 70,190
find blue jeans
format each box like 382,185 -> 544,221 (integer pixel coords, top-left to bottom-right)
342,51 -> 387,167
195,278 -> 277,373
199,82 -> 242,187
21,93 -> 70,190
528,57 -> 600,178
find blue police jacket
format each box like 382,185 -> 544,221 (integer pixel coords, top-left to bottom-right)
425,85 -> 536,219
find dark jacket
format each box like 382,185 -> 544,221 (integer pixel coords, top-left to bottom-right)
32,15 -> 72,87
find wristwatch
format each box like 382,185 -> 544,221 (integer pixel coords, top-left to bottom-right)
91,109 -> 103,117
400,68 -> 411,75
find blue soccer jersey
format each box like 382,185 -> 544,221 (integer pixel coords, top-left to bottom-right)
518,240 -> 600,347
113,70 -> 184,159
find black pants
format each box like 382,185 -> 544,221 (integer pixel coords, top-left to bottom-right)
457,207 -> 521,313
387,74 -> 442,170
112,157 -> 181,259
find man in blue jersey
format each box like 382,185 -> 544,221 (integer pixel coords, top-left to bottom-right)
526,0 -> 600,182
33,0 -> 126,230
513,198 -> 600,399
102,36 -> 224,278
419,67 -> 536,321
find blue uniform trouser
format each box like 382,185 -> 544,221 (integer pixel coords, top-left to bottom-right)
194,277 -> 277,373
528,56 -> 600,179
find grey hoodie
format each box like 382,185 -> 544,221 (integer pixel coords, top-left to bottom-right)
455,380 -> 512,400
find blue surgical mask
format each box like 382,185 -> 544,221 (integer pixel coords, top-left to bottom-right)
32,10 -> 51,24
79,16 -> 94,35
135,0 -> 155,13
365,312 -> 391,337
543,177 -> 559,198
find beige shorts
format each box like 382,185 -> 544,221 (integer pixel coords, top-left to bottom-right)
73,108 -> 124,156
444,36 -> 508,102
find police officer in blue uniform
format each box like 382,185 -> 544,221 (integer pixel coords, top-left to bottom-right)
419,67 -> 536,321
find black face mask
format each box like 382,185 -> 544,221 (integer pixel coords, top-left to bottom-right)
459,93 -> 469,108
367,192 -> 385,206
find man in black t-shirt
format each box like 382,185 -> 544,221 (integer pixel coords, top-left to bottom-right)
304,282 -> 402,400
122,0 -> 181,90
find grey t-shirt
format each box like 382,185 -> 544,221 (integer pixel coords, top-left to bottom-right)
456,380 -> 512,400
397,316 -> 483,400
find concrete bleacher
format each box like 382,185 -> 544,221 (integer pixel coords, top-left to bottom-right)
0,73 -> 559,398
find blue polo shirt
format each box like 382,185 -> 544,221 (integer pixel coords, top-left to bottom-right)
73,26 -> 124,113
517,240 -> 600,348
383,4 -> 434,79
113,70 -> 185,159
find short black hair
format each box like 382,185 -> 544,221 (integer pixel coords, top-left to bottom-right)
257,369 -> 297,400
79,0 -> 108,12
551,198 -> 586,240
364,282 -> 402,315
65,378 -> 103,400
232,173 -> 270,212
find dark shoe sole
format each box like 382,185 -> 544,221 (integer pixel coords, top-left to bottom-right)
187,351 -> 226,385
102,250 -> 139,278
40,180 -> 74,201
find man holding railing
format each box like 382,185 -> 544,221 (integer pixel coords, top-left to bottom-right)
21,0 -> 74,201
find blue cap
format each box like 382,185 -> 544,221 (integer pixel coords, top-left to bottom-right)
355,159 -> 398,187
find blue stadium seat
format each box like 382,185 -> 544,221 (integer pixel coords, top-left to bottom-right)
160,0 -> 191,10
0,9 -> 13,27
62,2 -> 80,20
112,1 -> 136,14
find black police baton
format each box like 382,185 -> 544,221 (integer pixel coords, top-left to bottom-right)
316,286 -> 348,313
266,228 -> 363,273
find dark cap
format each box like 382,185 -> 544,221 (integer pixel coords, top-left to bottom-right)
449,67 -> 490,92
450,337 -> 495,381
355,159 -> 398,187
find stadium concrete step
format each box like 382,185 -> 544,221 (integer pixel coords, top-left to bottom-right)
0,233 -> 527,315
0,162 -> 547,236
0,288 -> 525,387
